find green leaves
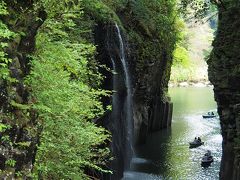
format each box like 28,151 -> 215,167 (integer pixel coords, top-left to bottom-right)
0,123 -> 9,133
0,1 -> 8,15
26,2 -> 111,178
5,159 -> 16,167
0,2 -> 16,82
173,44 -> 190,67
81,0 -> 122,24
10,100 -> 30,110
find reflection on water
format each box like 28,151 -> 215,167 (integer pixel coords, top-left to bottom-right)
123,87 -> 222,180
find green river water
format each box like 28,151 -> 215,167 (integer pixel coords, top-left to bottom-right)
123,87 -> 222,180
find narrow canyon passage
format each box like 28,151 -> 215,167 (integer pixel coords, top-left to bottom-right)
2,1 -> 240,179
123,87 -> 222,179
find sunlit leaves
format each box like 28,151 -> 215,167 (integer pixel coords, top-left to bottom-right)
0,1 -> 8,15
173,44 -> 190,67
0,3 -> 16,81
27,1 -> 111,178
179,0 -> 218,23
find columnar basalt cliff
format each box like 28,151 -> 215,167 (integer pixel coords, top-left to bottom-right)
94,25 -> 173,179
208,3 -> 240,180
91,2 -> 175,177
94,23 -> 134,178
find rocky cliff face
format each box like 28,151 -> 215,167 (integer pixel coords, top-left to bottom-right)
94,23 -> 134,179
0,1 -> 46,177
0,1 -> 175,179
208,5 -> 240,180
93,15 -> 174,179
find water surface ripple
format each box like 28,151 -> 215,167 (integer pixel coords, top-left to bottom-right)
123,87 -> 222,180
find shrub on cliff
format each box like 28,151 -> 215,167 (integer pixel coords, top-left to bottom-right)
1,0 -> 111,179
28,1 -> 111,179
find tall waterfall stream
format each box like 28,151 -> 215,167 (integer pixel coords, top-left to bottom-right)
115,24 -> 133,148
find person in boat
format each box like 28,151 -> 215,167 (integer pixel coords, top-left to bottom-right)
197,137 -> 201,143
204,150 -> 212,160
202,150 -> 212,162
211,112 -> 214,115
193,137 -> 198,143
208,112 -> 211,115
204,150 -> 211,157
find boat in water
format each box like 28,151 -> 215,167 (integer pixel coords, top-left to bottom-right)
202,111 -> 216,118
201,150 -> 214,167
189,138 -> 204,148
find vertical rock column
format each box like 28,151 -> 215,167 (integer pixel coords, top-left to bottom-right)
208,5 -> 240,180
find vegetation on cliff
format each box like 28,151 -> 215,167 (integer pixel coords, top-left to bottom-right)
170,21 -> 214,83
0,0 -> 191,179
0,1 -> 110,179
170,0 -> 216,84
30,1 -> 112,179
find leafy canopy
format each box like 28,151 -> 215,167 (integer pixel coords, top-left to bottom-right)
25,0 -> 111,179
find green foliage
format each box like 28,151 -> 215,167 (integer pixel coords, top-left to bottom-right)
179,0 -> 219,24
15,171 -> 23,177
36,0 -> 81,18
0,123 -> 9,133
173,44 -> 190,67
172,17 -> 190,68
24,1 -> 111,179
170,65 -> 195,82
1,135 -> 11,144
170,3 -> 215,82
15,141 -> 31,149
122,0 -> 179,77
130,0 -> 178,45
0,2 -> 16,82
10,100 -> 30,110
101,0 -> 126,10
0,0 -> 200,178
179,0 -> 211,20
82,0 -> 122,24
0,2 -> 8,15
5,159 -> 16,167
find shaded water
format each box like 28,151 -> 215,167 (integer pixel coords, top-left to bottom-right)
123,87 -> 222,179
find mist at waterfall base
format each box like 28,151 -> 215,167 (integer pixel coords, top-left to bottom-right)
123,87 -> 222,180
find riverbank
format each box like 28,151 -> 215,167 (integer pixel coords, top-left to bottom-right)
169,80 -> 212,88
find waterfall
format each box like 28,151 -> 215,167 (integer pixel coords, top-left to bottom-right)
110,57 -> 118,121
115,24 -> 133,148
107,23 -> 133,172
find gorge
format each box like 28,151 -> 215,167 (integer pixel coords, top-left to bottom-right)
0,0 -> 240,179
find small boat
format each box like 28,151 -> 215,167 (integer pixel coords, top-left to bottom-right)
202,112 -> 216,118
201,151 -> 214,167
202,114 -> 216,118
189,140 -> 204,148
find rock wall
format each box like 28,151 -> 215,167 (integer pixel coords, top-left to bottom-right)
208,5 -> 240,180
0,1 -> 46,177
120,4 -> 174,144
0,1 -> 175,179
94,23 -> 133,179
93,16 -> 174,179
